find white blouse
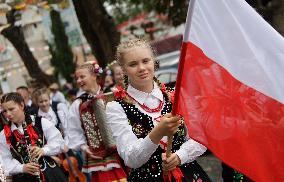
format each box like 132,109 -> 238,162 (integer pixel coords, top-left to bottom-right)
0,118 -> 64,175
38,103 -> 69,145
67,89 -> 101,151
67,99 -> 87,151
106,83 -> 206,169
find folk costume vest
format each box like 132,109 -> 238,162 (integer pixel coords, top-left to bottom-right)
78,93 -> 121,173
3,116 -> 67,182
116,92 -> 211,182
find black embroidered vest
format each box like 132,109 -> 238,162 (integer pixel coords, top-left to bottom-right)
8,116 -> 45,164
117,93 -> 189,181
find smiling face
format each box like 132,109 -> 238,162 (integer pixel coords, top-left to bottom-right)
1,100 -> 25,124
75,68 -> 98,93
37,93 -> 50,113
121,46 -> 155,89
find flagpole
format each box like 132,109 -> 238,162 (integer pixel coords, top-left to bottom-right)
165,0 -> 196,168
172,0 -> 196,115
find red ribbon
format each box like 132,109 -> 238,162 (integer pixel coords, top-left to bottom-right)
25,124 -> 39,146
3,124 -> 11,145
113,85 -> 127,99
163,167 -> 184,182
9,124 -> 38,146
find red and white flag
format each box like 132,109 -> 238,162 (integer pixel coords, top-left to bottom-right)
173,0 -> 284,181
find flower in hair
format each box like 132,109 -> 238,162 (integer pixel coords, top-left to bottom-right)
97,67 -> 103,74
106,69 -> 112,75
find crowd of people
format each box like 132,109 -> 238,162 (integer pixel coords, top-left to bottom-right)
0,38 -> 249,182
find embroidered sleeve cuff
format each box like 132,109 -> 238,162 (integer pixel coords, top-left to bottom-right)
175,149 -> 193,165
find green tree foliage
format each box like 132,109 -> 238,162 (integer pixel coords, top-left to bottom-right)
105,0 -> 188,27
50,9 -> 75,82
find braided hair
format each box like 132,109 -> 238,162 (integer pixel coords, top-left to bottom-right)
115,38 -> 171,101
1,92 -> 24,105
1,92 -> 34,124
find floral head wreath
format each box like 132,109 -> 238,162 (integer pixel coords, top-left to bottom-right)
77,61 -> 103,75
104,60 -> 117,76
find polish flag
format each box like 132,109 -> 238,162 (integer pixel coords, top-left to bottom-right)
173,0 -> 284,181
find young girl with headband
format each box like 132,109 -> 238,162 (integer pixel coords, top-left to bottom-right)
67,61 -> 127,181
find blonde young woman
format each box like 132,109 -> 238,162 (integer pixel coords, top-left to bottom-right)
106,39 -> 211,182
67,61 -> 127,181
32,87 -> 69,146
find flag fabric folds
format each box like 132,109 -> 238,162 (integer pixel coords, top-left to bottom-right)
173,0 -> 284,181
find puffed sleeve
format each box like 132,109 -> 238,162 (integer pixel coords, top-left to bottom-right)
56,103 -> 69,145
66,99 -> 87,151
0,131 -> 24,175
41,118 -> 65,156
106,101 -> 159,169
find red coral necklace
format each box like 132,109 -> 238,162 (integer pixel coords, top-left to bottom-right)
127,94 -> 164,113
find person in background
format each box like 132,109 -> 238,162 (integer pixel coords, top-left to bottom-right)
16,86 -> 38,115
66,88 -> 79,103
106,38 -> 211,182
67,61 -> 127,182
0,92 -> 67,182
103,74 -> 114,93
103,61 -> 124,93
49,83 -> 68,105
32,87 -> 69,147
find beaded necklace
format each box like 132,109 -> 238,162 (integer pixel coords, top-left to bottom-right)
127,93 -> 164,113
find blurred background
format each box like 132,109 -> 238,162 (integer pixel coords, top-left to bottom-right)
0,1 -> 282,180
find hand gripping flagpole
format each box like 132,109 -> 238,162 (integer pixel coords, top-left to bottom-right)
167,0 -> 196,151
164,0 -> 196,178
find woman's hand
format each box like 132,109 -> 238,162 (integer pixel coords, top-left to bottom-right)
158,113 -> 181,136
81,145 -> 103,160
162,153 -> 181,172
149,113 -> 181,144
51,156 -> 62,166
23,163 -> 40,175
30,146 -> 44,161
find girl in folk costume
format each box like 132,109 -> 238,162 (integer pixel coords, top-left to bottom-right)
32,87 -> 69,147
67,61 -> 127,181
106,38 -> 211,182
0,92 -> 67,182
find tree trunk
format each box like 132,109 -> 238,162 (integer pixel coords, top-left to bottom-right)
2,11 -> 55,86
271,0 -> 284,36
2,26 -> 55,86
72,0 -> 120,67
248,0 -> 284,36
